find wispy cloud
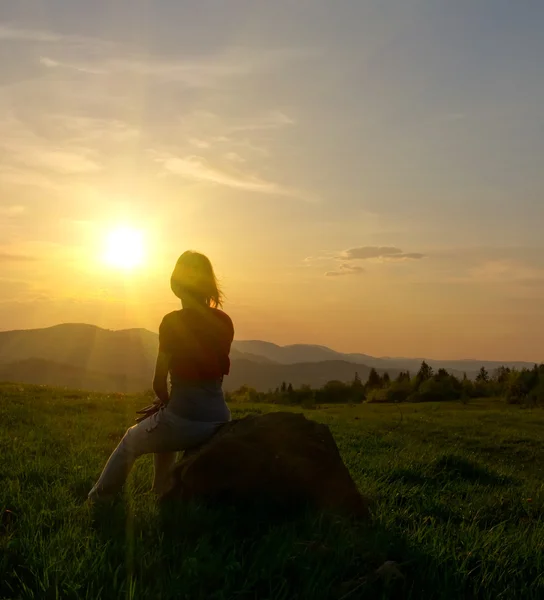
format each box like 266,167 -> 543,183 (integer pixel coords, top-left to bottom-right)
188,138 -> 211,150
462,260 -> 544,285
154,153 -> 310,199
307,245 -> 426,275
47,114 -> 140,143
39,56 -> 107,75
325,264 -> 365,277
0,165 -> 64,192
39,57 -> 60,68
27,28 -> 312,89
0,205 -> 26,217
0,252 -> 36,263
225,110 -> 295,133
0,23 -> 116,51
0,22 -> 314,206
181,110 -> 292,156
224,152 -> 246,163
0,113 -> 139,181
339,246 -> 426,261
0,24 -> 64,43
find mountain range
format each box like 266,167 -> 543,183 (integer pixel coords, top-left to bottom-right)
0,323 -> 537,394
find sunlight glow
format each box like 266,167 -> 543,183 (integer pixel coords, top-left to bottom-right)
103,226 -> 146,270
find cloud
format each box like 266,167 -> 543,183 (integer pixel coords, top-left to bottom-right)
1,24 -> 310,203
108,56 -> 253,87
0,205 -> 26,216
0,24 -> 116,52
339,246 -> 425,261
39,57 -> 60,68
33,150 -> 101,174
181,110 -> 293,157
0,115 -> 104,177
2,23 -> 315,95
226,110 -> 295,133
0,165 -> 64,192
224,152 -> 246,163
0,24 -> 63,43
154,153 -> 310,199
0,252 -> 36,263
48,115 -> 140,143
465,260 -> 544,285
189,138 -> 211,149
39,56 -> 107,75
325,264 -> 365,277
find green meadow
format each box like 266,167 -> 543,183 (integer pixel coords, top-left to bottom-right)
1,384 -> 543,599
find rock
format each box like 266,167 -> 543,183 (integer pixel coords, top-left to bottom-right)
161,411 -> 369,518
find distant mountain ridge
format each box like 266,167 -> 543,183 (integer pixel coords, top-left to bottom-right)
232,340 -> 537,373
0,323 -> 538,394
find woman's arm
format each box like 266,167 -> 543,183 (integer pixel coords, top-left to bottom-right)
153,350 -> 171,405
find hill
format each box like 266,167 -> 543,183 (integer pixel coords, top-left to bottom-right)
0,358 -> 149,393
224,359 -> 396,392
0,323 -> 158,382
0,324 -> 392,393
232,340 -> 537,375
0,323 -> 537,394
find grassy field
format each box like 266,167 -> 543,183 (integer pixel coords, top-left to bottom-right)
1,384 -> 543,599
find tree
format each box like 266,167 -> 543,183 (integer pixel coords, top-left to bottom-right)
287,383 -> 294,394
316,380 -> 352,404
382,372 -> 391,386
416,361 -> 433,384
299,384 -> 316,408
280,382 -> 287,394
415,375 -> 462,402
494,366 -> 511,384
395,371 -> 410,383
436,368 -> 450,380
231,385 -> 259,403
351,371 -> 365,403
366,368 -> 382,390
476,366 -> 489,383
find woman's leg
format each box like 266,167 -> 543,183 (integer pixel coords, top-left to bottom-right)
152,452 -> 178,495
88,417 -> 154,500
88,409 -> 223,500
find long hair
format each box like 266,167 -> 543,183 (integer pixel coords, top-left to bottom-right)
170,251 -> 223,308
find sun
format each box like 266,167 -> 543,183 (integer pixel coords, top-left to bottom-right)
103,226 -> 145,270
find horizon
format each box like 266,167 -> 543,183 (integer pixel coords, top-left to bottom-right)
0,320 -> 541,365
1,1 -> 544,362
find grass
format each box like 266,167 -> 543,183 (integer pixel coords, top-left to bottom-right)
1,384 -> 543,599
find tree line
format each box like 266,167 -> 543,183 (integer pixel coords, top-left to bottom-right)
226,361 -> 544,407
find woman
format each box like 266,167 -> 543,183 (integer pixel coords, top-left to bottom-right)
88,251 -> 234,500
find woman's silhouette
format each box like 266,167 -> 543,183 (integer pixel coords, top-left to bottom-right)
88,251 -> 234,500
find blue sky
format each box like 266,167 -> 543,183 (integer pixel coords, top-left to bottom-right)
0,1 -> 543,360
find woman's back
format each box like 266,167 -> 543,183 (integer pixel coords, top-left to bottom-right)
159,307 -> 234,383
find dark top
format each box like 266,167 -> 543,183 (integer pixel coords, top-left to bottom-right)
159,308 -> 234,382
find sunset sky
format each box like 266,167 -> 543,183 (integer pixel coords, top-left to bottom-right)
1,1 -> 543,361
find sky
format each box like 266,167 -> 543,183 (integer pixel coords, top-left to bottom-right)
1,0 -> 543,361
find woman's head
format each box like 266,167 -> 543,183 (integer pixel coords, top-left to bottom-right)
170,251 -> 223,308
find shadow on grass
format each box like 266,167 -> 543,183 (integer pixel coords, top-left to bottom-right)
386,454 -> 515,489
85,495 -> 470,600
431,454 -> 515,486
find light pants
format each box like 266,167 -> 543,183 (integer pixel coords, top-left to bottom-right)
88,407 -> 225,500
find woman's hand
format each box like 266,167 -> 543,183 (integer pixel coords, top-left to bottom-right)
135,400 -> 164,423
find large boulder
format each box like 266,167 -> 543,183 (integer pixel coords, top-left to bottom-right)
161,411 -> 369,518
